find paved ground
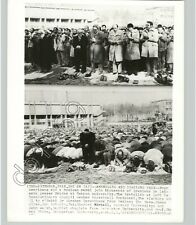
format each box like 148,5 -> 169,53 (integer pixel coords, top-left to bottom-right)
24,162 -> 172,185
25,64 -> 163,86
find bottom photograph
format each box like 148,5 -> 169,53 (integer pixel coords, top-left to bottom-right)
24,86 -> 172,185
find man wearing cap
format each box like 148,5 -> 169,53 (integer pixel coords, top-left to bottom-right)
141,21 -> 159,76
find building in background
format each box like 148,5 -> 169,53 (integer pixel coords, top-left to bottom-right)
25,3 -> 98,29
24,102 -> 104,129
25,3 -> 174,29
151,99 -> 172,121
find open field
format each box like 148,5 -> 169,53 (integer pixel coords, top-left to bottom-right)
24,163 -> 172,185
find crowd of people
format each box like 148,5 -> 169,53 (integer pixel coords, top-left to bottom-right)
24,122 -> 172,174
25,21 -> 174,77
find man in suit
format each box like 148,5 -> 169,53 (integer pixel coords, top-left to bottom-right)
72,29 -> 88,73
80,129 -> 96,164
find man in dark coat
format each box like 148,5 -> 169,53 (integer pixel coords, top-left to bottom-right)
40,30 -> 54,72
80,128 -> 96,164
31,31 -> 41,69
25,29 -> 30,63
72,29 -> 88,73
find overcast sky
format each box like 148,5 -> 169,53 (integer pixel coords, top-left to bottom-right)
25,86 -> 172,106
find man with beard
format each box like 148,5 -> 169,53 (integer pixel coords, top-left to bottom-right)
80,129 -> 96,164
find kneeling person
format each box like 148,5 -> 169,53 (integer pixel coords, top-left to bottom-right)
114,148 -> 131,166
80,128 -> 96,164
143,148 -> 163,172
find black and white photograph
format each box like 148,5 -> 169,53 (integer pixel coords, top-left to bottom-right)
24,2 -> 174,86
23,1 -> 174,186
24,86 -> 172,184
7,0 -> 184,222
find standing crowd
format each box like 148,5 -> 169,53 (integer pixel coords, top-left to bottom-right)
25,21 -> 174,76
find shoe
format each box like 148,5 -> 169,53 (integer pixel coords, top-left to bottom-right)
85,72 -> 91,77
79,166 -> 86,171
163,163 -> 172,173
67,166 -> 75,172
124,167 -> 132,173
93,164 -> 99,168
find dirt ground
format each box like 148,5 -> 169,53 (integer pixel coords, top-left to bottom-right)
24,162 -> 172,185
25,65 -> 91,86
24,64 -> 160,86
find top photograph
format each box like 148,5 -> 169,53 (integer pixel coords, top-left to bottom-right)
24,2 -> 174,86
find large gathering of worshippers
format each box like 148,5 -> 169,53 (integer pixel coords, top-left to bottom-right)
24,122 -> 172,174
25,22 -> 173,81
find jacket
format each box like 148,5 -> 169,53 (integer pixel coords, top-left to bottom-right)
90,30 -> 104,63
141,28 -> 159,58
72,34 -> 88,60
124,29 -> 140,61
158,31 -> 168,52
108,29 -> 124,62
